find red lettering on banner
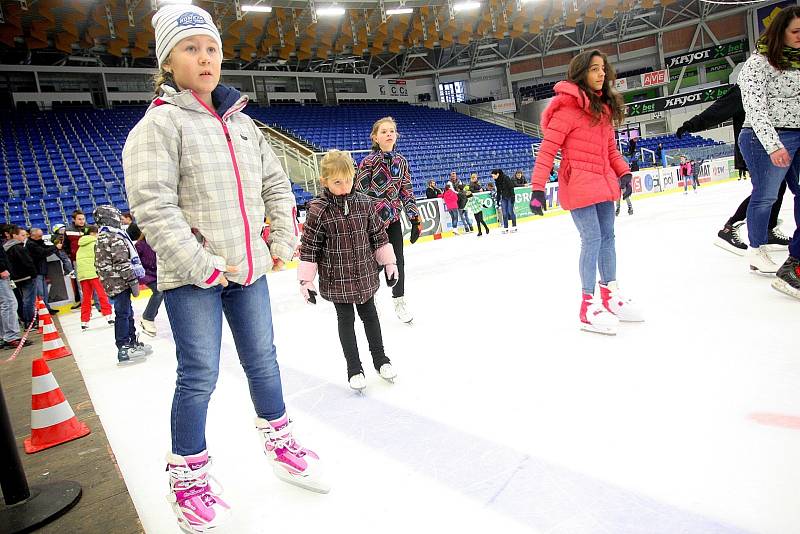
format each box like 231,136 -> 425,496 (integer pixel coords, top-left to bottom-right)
633,175 -> 642,193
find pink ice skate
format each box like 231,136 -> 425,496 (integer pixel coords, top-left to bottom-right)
255,415 -> 330,494
166,450 -> 231,533
580,292 -> 619,335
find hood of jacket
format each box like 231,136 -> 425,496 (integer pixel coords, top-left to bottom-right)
94,205 -> 121,228
149,83 -> 247,118
78,234 -> 97,247
2,239 -> 21,252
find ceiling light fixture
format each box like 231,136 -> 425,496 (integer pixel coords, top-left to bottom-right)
387,7 -> 414,14
317,5 -> 346,16
242,5 -> 273,12
454,1 -> 480,12
159,0 -> 193,5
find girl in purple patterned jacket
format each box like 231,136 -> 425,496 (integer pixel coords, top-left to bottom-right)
356,117 -> 421,324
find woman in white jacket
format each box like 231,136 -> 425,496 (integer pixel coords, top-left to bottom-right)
123,6 -> 328,533
738,5 -> 800,297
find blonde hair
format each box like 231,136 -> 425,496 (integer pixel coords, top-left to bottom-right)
370,116 -> 399,151
152,57 -> 174,95
319,150 -> 355,184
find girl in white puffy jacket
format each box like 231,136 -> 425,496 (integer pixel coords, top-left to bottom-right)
123,6 -> 328,533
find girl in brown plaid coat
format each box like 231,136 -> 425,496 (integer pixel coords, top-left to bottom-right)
298,150 -> 399,392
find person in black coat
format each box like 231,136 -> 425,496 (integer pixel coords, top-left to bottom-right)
492,169 -> 518,232
675,72 -> 789,254
25,228 -> 60,313
3,226 -> 38,325
425,180 -> 442,199
0,228 -> 29,349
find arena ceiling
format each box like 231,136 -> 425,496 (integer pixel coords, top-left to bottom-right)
0,0 -> 747,75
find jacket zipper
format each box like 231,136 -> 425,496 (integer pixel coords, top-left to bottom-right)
193,94 -> 255,285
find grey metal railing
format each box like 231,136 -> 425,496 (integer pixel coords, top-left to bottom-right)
452,102 -> 543,138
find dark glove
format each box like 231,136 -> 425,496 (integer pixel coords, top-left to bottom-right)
130,283 -> 140,298
619,173 -> 633,200
676,125 -> 688,139
529,190 -> 546,216
409,217 -> 422,244
384,264 -> 398,287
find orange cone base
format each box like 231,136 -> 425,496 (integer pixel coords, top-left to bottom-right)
24,420 -> 91,454
43,345 -> 73,361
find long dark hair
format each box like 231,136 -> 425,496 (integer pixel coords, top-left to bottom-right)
760,6 -> 800,70
567,49 -> 626,126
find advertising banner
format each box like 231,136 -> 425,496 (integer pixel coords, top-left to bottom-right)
664,40 -> 747,69
642,69 -> 669,88
399,198 -> 445,238
491,98 -> 517,114
625,85 -> 732,117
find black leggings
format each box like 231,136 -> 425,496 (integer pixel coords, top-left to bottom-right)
727,180 -> 786,228
474,211 -> 490,235
386,220 -> 405,298
333,297 -> 389,379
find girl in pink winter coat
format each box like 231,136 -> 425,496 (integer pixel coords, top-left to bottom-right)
441,183 -> 461,234
528,50 -> 644,335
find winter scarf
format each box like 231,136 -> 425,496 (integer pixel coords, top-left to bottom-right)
99,225 -> 145,279
757,35 -> 800,69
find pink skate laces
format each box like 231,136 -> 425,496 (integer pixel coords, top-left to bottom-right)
167,456 -> 226,511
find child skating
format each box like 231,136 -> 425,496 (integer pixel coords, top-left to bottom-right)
298,150 -> 399,392
75,225 -> 114,330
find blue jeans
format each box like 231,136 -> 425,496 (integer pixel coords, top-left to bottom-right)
35,274 -> 50,308
739,128 -> 800,253
113,288 -> 135,349
458,209 -> 473,231
448,209 -> 460,230
0,279 -> 20,342
143,282 -> 164,321
501,197 -> 517,228
164,275 -> 286,456
16,280 -> 36,326
570,202 -> 617,294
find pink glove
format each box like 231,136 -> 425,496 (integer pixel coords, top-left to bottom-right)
300,281 -> 318,304
385,264 -> 398,287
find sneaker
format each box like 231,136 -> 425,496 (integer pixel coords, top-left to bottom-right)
746,246 -> 778,275
71,302 -> 81,310
715,223 -> 747,256
579,293 -> 618,335
255,415 -> 329,493
615,205 -> 620,216
772,256 -> 800,299
140,319 -> 157,337
392,296 -> 413,323
766,227 -> 791,250
81,322 -> 89,331
107,317 -> 115,325
628,207 -> 633,216
599,282 -> 644,322
378,363 -> 397,381
510,227 -> 518,233
166,451 -> 231,533
3,338 -> 32,349
348,372 -> 367,391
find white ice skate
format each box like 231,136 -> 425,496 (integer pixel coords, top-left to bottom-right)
746,246 -> 778,275
379,363 -> 397,383
255,416 -> 329,494
349,373 -> 367,392
579,294 -> 619,335
392,296 -> 413,324
140,318 -> 157,337
599,282 -> 644,322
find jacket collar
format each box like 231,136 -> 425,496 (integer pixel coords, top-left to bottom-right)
149,83 -> 248,120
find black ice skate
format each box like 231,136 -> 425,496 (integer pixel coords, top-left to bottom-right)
772,256 -> 800,300
715,223 -> 747,256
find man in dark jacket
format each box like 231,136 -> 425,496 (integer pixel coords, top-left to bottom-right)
0,226 -> 31,349
26,228 -> 60,314
3,226 -> 38,326
425,180 -> 442,199
675,73 -> 789,254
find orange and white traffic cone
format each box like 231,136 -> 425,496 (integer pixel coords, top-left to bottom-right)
41,310 -> 71,361
24,357 -> 91,453
36,296 -> 49,334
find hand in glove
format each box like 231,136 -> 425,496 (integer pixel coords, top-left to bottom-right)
409,217 -> 422,244
619,173 -> 633,200
300,281 -> 318,304
676,125 -> 688,139
130,283 -> 140,298
384,264 -> 399,287
529,190 -> 546,216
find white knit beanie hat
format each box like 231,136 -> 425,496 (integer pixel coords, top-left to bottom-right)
152,5 -> 223,67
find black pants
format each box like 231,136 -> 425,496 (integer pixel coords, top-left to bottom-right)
727,180 -> 786,229
333,297 -> 390,379
386,220 -> 405,298
474,211 -> 490,235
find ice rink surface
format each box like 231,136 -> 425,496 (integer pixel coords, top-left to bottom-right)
61,179 -> 799,534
